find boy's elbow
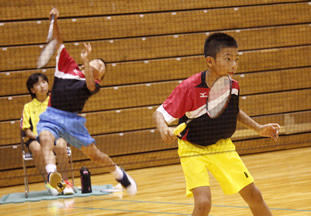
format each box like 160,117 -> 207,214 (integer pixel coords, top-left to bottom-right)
152,111 -> 158,122
87,84 -> 96,92
153,110 -> 159,118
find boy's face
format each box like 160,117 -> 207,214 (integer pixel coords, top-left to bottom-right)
31,77 -> 49,97
90,59 -> 106,81
208,47 -> 239,77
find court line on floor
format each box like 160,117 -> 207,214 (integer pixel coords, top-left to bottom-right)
92,197 -> 311,213
3,196 -> 309,216
71,206 -> 193,215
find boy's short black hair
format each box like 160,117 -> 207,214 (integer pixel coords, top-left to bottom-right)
26,73 -> 49,99
204,33 -> 238,59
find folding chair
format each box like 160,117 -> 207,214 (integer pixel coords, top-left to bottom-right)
21,130 -> 75,198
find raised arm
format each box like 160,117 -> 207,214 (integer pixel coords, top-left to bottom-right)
80,43 -> 96,91
237,109 -> 280,141
49,8 -> 63,50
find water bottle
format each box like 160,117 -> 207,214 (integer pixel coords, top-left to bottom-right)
80,167 -> 92,193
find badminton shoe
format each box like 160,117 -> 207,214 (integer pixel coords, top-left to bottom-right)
48,171 -> 66,193
45,183 -> 59,196
63,180 -> 74,195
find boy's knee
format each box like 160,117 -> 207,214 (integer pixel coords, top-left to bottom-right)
194,197 -> 212,214
55,139 -> 67,150
39,131 -> 54,145
29,142 -> 41,156
29,141 -> 40,151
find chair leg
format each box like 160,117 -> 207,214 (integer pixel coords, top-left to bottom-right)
22,155 -> 29,198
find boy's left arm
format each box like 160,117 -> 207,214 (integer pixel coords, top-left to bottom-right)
237,109 -> 280,141
80,42 -> 96,91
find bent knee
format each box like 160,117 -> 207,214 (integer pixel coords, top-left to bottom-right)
39,130 -> 53,137
39,131 -> 54,144
55,139 -> 67,150
194,198 -> 212,213
29,141 -> 41,151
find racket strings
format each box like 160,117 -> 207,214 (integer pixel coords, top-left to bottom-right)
207,76 -> 232,118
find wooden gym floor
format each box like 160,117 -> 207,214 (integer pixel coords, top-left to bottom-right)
0,147 -> 310,216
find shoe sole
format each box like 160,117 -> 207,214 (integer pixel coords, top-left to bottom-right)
63,192 -> 74,195
63,187 -> 75,195
45,184 -> 60,196
49,172 -> 66,193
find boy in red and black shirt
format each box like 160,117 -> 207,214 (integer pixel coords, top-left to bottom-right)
37,8 -> 137,196
154,33 -> 280,216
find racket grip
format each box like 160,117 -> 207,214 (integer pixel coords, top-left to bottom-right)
47,15 -> 55,42
174,123 -> 187,136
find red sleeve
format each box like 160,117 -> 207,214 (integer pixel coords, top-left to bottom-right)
231,79 -> 240,96
162,82 -> 192,119
57,46 -> 79,74
232,79 -> 240,90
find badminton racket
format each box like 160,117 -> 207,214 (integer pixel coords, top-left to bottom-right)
37,14 -> 57,68
174,75 -> 232,136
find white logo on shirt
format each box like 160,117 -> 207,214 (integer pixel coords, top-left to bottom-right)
200,92 -> 208,98
73,69 -> 80,75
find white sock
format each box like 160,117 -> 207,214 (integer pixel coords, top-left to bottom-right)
46,164 -> 57,174
111,166 -> 124,180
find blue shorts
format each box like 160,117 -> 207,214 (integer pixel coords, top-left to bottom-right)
37,107 -> 95,149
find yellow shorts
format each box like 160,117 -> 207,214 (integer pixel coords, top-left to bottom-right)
178,138 -> 254,197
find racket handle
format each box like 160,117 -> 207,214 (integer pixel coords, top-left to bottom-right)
47,15 -> 55,42
174,123 -> 187,136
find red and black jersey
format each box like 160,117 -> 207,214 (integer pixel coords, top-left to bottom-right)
157,71 -> 240,146
49,45 -> 100,113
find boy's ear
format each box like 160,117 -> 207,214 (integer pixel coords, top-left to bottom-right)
205,56 -> 213,68
30,87 -> 36,94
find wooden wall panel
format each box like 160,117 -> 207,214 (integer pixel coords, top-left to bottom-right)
1,3 -> 310,46
0,1 -> 310,187
1,67 -> 311,120
1,0 -> 304,21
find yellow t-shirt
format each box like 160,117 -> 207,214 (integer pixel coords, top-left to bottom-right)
22,96 -> 49,136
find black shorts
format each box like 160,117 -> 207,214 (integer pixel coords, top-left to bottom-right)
25,138 -> 56,151
25,138 -> 37,148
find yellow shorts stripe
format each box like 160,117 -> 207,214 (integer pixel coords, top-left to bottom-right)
178,138 -> 254,197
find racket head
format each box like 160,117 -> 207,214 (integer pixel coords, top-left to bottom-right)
37,39 -> 57,69
206,75 -> 232,118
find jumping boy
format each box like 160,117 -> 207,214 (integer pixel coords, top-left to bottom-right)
153,33 -> 280,216
22,73 -> 74,195
37,8 -> 137,195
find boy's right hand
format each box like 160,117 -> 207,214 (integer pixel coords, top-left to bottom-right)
49,8 -> 59,19
81,42 -> 92,62
159,127 -> 176,144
